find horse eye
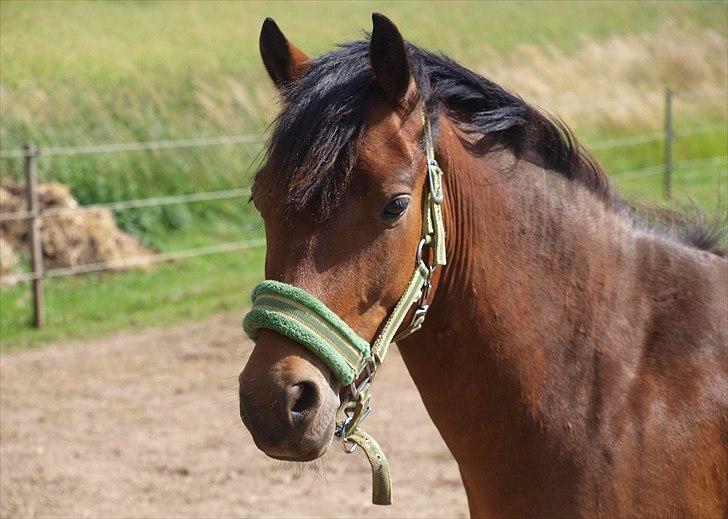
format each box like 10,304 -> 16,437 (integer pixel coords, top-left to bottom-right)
381,195 -> 411,220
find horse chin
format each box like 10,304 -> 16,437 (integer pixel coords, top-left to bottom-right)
257,416 -> 337,462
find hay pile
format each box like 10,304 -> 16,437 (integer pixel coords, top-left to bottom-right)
0,237 -> 19,275
0,179 -> 151,279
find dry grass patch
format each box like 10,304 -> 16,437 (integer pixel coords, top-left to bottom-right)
477,23 -> 727,129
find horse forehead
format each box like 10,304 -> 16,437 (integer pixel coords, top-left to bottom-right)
359,102 -> 420,174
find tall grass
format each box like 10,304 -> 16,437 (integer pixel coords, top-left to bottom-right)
1,2 -> 726,245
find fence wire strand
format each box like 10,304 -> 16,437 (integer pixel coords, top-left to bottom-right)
586,123 -> 727,151
0,238 -> 266,285
0,133 -> 265,159
611,156 -> 728,182
0,187 -> 252,222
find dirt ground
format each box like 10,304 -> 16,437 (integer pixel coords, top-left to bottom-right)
0,311 -> 468,518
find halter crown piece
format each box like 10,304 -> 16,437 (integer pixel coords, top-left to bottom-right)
243,114 -> 446,505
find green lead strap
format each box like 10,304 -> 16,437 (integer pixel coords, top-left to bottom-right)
242,114 -> 445,506
346,428 -> 392,505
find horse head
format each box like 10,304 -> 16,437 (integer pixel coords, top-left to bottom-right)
238,14 -> 435,462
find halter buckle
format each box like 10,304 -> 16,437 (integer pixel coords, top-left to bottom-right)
349,357 -> 376,400
343,437 -> 358,453
427,159 -> 444,205
335,387 -> 373,451
412,304 -> 429,327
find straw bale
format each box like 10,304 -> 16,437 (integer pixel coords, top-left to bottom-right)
0,179 -> 151,277
0,237 -> 19,275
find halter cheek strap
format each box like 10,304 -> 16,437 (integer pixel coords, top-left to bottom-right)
242,115 -> 446,505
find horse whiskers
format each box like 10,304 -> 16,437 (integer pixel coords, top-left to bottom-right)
270,458 -> 329,482
214,373 -> 241,380
218,400 -> 242,415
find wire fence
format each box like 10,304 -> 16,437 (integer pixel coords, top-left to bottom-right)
0,133 -> 265,159
0,140 -> 265,326
1,238 -> 266,285
587,123 -> 726,151
0,187 -> 252,223
611,156 -> 728,182
0,88 -> 726,327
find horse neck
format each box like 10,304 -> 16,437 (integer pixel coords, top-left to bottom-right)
397,120 -> 653,507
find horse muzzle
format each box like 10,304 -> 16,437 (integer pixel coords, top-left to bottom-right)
238,329 -> 340,461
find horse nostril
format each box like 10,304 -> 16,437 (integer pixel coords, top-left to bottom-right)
289,381 -> 319,418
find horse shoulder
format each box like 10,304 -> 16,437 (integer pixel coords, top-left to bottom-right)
599,238 -> 728,516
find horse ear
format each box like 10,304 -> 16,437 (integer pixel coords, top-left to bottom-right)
259,18 -> 311,89
369,13 -> 411,103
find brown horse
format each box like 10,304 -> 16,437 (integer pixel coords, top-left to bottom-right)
239,14 -> 728,517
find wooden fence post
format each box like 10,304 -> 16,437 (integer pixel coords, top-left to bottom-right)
663,88 -> 674,199
24,143 -> 44,328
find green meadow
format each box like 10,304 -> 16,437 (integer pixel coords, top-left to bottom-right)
1,1 -> 726,349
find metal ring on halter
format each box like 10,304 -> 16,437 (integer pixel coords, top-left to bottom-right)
416,239 -> 438,276
416,238 -> 428,265
350,358 -> 375,399
336,414 -> 353,438
420,278 -> 431,302
413,304 -> 429,321
343,438 -> 357,453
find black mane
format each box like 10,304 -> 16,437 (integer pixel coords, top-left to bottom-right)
263,38 -> 611,219
260,37 -> 723,254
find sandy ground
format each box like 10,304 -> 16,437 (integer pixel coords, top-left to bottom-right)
0,311 -> 468,518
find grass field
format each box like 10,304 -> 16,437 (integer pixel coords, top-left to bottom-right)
1,1 -> 726,349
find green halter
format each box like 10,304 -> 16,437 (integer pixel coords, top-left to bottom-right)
243,115 -> 446,505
